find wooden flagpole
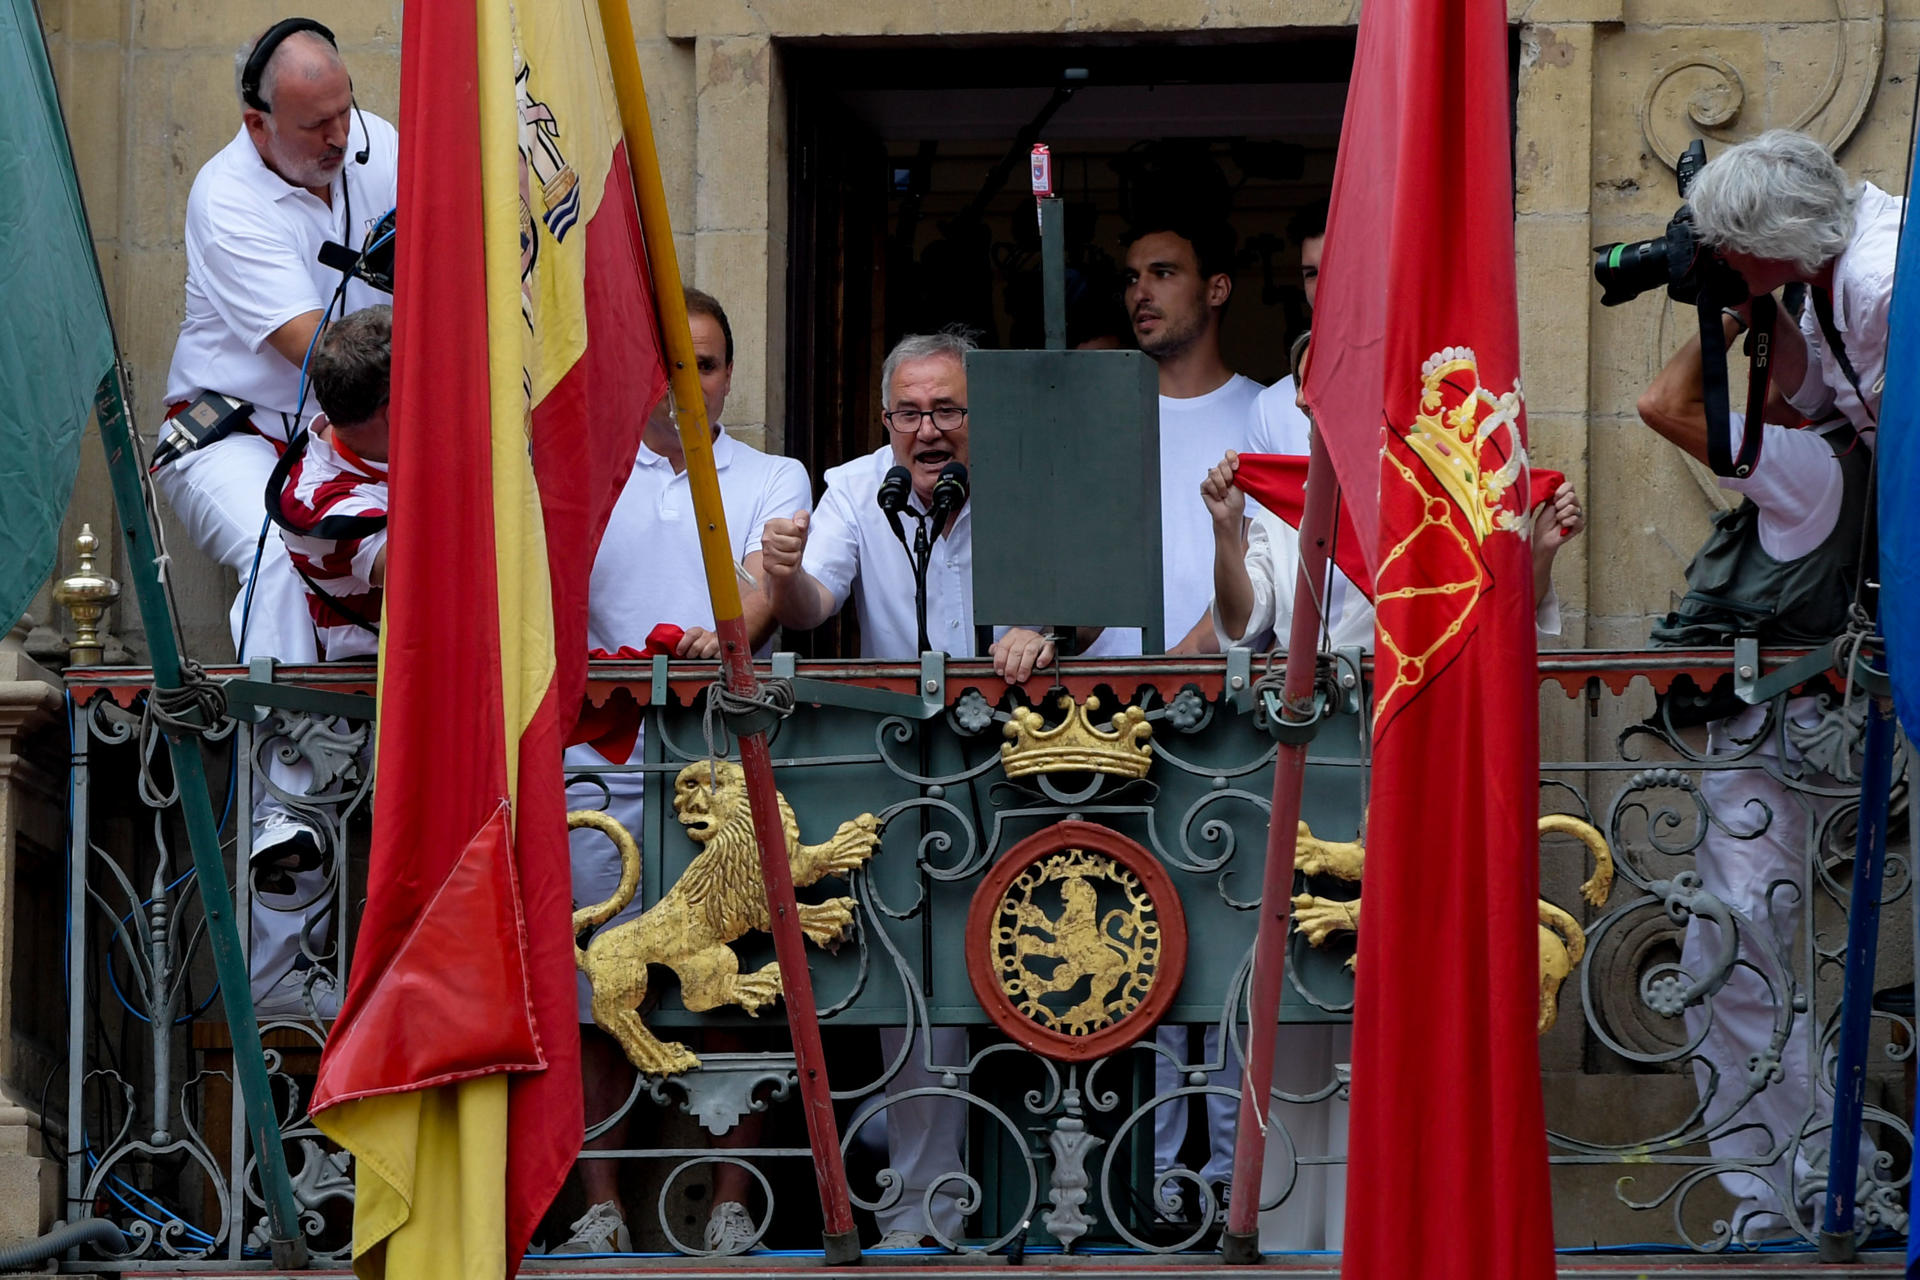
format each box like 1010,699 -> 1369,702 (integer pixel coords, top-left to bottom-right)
593,3 -> 861,1261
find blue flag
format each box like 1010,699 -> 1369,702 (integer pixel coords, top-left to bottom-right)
1878,109 -> 1920,1280
0,0 -> 115,636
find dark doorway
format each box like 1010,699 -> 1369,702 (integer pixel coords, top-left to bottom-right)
781,34 -> 1353,657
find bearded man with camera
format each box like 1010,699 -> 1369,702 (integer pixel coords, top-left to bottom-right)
1618,129 -> 1899,1243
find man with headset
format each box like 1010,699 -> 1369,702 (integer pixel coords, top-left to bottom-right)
152,16 -> 397,1015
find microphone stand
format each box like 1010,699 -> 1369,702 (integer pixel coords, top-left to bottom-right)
910,510 -> 934,655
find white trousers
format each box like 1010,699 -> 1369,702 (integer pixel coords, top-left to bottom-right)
873,1025 -> 968,1239
565,738 -> 649,1020
1152,1024 -> 1239,1186
150,433 -> 317,666
1257,1023 -> 1349,1253
1681,704 -> 1874,1234
157,435 -> 327,994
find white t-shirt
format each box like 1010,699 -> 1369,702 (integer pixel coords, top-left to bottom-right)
1249,374 -> 1311,456
1719,411 -> 1859,561
164,116 -> 401,441
587,427 -> 812,656
1086,372 -> 1264,655
804,444 -> 975,661
1786,182 -> 1904,433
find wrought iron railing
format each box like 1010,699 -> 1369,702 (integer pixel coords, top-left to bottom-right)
53,650 -> 1911,1264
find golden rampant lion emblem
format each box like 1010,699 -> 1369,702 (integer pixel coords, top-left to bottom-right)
995,850 -> 1161,1036
569,759 -> 880,1076
1288,814 -> 1614,1034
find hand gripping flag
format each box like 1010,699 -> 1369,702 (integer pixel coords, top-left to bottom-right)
310,2 -> 667,1275
0,0 -> 114,635
1302,0 -> 1557,1275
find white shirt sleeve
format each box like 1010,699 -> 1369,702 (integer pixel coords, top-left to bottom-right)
1212,511 -> 1281,648
747,458 -> 814,556
190,201 -> 328,352
1718,412 -> 1846,560
349,528 -> 388,592
800,477 -> 861,615
1534,586 -> 1562,638
1786,311 -> 1838,421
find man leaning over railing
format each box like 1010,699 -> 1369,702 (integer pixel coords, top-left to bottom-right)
1636,276 -> 1878,1242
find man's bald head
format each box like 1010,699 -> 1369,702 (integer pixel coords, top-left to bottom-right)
234,28 -> 343,111
237,27 -> 353,194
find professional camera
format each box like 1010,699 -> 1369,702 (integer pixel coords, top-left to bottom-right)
317,207 -> 396,295
1592,140 -> 1743,307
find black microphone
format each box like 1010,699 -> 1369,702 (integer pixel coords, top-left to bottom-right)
928,461 -> 969,535
877,465 -> 913,516
877,464 -> 914,553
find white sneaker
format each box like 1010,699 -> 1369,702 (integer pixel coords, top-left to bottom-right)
875,1229 -> 933,1250
253,963 -> 342,1021
704,1200 -> 755,1254
554,1200 -> 632,1254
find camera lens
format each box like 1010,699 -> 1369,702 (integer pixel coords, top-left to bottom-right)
1593,236 -> 1673,307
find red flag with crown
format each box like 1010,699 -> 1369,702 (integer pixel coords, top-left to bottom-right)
1302,0 -> 1557,1275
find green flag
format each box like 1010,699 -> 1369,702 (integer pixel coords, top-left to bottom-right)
0,0 -> 114,635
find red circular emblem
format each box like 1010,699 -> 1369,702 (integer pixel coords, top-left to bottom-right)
966,820 -> 1188,1062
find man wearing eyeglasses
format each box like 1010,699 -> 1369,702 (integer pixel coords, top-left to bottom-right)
761,328 -> 1051,1251
761,327 -> 1056,680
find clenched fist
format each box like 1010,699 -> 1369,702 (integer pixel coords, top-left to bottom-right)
1200,449 -> 1245,530
760,509 -> 811,581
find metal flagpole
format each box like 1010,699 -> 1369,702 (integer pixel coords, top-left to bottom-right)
594,2 -> 860,1261
1220,429 -> 1341,1263
92,371 -> 309,1269
1819,640 -> 1896,1263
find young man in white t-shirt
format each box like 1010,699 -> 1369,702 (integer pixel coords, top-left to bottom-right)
1249,203 -> 1323,458
1083,215 -> 1263,659
558,289 -> 812,1256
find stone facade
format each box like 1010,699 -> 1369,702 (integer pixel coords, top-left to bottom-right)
27,0 -> 1912,666
17,0 -> 1916,1248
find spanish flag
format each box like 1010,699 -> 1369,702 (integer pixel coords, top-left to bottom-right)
310,0 -> 668,1274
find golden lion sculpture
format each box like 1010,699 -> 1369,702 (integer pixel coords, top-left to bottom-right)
569,759 -> 881,1076
1288,814 -> 1614,1034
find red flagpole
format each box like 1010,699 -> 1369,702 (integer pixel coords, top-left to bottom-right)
594,1 -> 860,1260
1221,427 -> 1340,1262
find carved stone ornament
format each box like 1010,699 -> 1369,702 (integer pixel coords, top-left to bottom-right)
966,820 -> 1186,1062
569,759 -> 881,1076
1639,2 -> 1885,171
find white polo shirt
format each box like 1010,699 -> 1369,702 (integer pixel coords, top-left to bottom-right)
1085,372 -> 1264,656
164,115 -> 400,441
804,444 -> 975,661
587,426 -> 812,656
1787,181 -> 1904,432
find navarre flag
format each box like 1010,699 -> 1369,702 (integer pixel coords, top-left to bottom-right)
310,0 -> 668,1275
1302,0 -> 1557,1275
0,0 -> 115,634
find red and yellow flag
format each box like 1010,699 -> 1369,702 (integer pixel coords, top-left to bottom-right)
310,0 -> 667,1275
1303,0 -> 1556,1275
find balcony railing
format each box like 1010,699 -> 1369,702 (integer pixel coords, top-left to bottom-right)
54,649 -> 1912,1265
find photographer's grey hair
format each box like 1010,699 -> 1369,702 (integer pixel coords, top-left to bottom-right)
233,29 -> 343,109
1688,130 -> 1859,274
311,306 -> 393,428
881,328 -> 979,406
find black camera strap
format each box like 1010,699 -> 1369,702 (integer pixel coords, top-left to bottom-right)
1810,286 -> 1877,424
1700,295 -> 1771,479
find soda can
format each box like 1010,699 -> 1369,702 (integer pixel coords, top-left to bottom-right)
1030,143 -> 1054,199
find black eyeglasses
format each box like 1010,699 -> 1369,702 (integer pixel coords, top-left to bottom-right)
883,406 -> 969,433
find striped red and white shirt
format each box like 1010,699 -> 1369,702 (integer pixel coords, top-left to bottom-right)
277,418 -> 387,661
